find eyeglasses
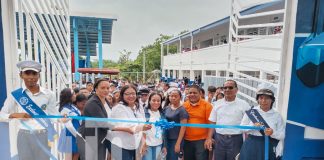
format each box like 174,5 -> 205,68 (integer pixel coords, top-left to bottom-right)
124,92 -> 136,96
223,86 -> 235,90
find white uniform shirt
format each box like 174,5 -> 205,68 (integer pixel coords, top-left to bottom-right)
0,85 -> 58,130
108,103 -> 145,150
60,105 -> 81,137
139,100 -> 148,109
209,98 -> 250,135
240,105 -> 285,140
145,110 -> 163,146
103,103 -> 112,117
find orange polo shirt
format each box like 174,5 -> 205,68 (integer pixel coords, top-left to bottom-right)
183,99 -> 213,141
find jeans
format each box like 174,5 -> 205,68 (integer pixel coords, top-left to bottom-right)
110,143 -> 136,160
143,144 -> 162,160
166,139 -> 183,160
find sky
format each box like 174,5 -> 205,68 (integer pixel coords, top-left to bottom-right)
70,0 -> 231,61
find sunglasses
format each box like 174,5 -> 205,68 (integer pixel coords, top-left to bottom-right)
223,86 -> 235,90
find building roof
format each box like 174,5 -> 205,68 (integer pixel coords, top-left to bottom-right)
162,0 -> 283,45
70,16 -> 117,56
15,13 -> 117,56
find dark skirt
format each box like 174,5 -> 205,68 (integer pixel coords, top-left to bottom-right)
239,135 -> 279,160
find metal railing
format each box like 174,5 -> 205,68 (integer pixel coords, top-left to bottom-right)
16,0 -> 71,97
226,0 -> 284,107
14,0 -> 71,159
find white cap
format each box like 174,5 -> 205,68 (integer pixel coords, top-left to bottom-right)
169,82 -> 178,88
17,60 -> 42,72
257,83 -> 277,97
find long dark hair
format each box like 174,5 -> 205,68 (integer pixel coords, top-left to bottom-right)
147,92 -> 163,113
59,88 -> 73,112
119,84 -> 139,107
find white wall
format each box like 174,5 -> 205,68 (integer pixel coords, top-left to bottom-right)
163,38 -> 282,73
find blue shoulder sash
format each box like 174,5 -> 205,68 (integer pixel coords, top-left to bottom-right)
245,106 -> 270,135
63,104 -> 81,137
11,88 -> 57,142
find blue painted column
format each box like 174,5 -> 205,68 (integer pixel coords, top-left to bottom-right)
0,3 -> 11,159
283,0 -> 324,159
98,19 -> 103,77
73,17 -> 80,82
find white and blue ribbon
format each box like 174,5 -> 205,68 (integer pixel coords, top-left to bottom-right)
32,115 -> 269,160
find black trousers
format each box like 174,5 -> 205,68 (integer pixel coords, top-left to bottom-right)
184,139 -> 208,160
214,133 -> 243,160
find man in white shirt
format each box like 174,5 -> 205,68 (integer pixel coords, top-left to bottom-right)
206,80 -> 250,160
0,60 -> 58,160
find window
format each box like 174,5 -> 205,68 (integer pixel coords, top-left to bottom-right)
206,70 -> 216,76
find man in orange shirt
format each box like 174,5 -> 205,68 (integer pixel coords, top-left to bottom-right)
183,85 -> 213,160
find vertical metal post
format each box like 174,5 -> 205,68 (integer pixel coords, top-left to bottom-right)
143,51 -> 146,82
227,0 -> 234,78
179,37 -> 182,53
137,71 -> 139,82
73,17 -> 79,82
191,32 -> 193,50
265,135 -> 269,160
161,43 -> 163,68
98,19 -> 103,77
161,43 -> 164,80
166,44 -> 169,55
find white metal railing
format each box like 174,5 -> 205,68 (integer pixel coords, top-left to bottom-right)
14,0 -> 71,159
228,0 -> 285,106
16,0 -> 71,96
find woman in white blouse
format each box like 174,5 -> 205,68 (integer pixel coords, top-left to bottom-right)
108,85 -> 152,160
239,88 -> 285,160
141,92 -> 166,160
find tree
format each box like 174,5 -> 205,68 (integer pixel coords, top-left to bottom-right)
87,31 -> 187,82
91,59 -> 118,69
117,49 -> 132,64
135,34 -> 173,72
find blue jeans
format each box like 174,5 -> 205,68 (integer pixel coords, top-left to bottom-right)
143,144 -> 162,160
166,139 -> 183,160
110,143 -> 136,160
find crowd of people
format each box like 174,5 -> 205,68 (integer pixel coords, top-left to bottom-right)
0,60 -> 285,160
64,78 -> 285,160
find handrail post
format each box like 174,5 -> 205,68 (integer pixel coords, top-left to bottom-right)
264,135 -> 269,160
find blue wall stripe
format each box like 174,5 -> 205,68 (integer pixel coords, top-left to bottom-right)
0,3 -> 11,159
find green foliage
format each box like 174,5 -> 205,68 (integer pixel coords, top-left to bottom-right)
117,49 -> 132,64
135,34 -> 173,72
91,59 -> 119,69
89,32 -> 185,82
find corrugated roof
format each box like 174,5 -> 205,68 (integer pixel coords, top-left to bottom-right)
70,16 -> 116,56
